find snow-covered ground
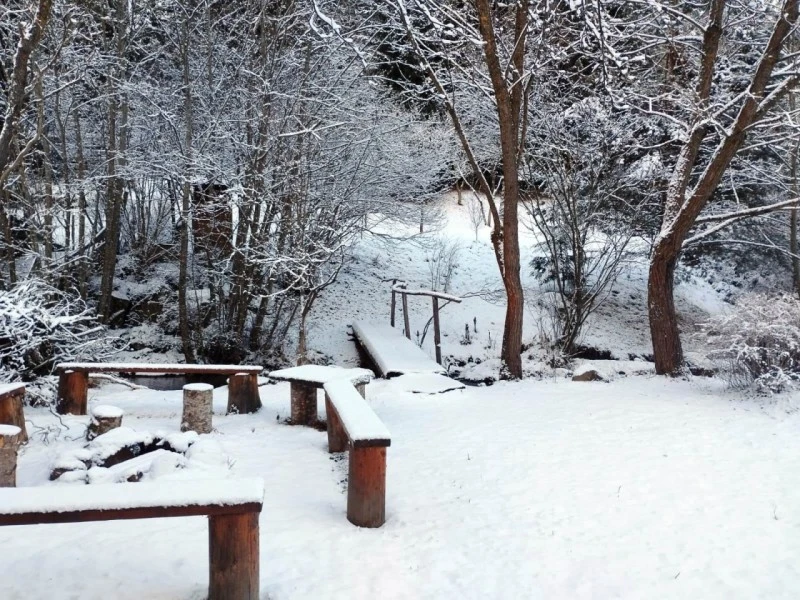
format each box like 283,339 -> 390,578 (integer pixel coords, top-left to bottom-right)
2,375 -> 800,599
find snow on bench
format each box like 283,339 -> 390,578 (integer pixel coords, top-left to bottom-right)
351,321 -> 446,378
323,380 -> 390,447
0,382 -> 26,442
323,379 -> 390,528
55,362 -> 263,416
268,365 -> 374,426
0,478 -> 264,599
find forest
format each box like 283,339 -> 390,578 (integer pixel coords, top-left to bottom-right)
1,0 -> 799,391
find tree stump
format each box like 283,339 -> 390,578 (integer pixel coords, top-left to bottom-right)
208,512 -> 259,600
0,386 -> 27,443
290,382 -> 317,425
57,370 -> 89,415
325,394 -> 347,453
227,373 -> 261,415
347,446 -> 387,528
87,405 -> 124,441
0,424 -> 22,487
182,383 -> 213,434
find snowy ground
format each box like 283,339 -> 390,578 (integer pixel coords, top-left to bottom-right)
3,375 -> 800,599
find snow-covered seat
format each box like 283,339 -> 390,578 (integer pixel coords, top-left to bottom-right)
0,477 -> 264,599
323,379 -> 390,528
55,362 -> 264,416
268,365 -> 374,426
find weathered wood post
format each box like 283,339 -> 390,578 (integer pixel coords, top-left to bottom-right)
0,384 -> 27,442
347,446 -> 387,528
0,424 -> 21,487
208,511 -> 260,600
87,405 -> 124,441
390,288 -> 396,327
325,395 -> 347,453
182,383 -> 213,433
432,296 -> 442,365
57,369 -> 89,415
227,373 -> 261,415
402,291 -> 411,340
290,383 -> 317,425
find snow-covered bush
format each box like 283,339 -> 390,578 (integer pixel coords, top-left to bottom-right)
700,293 -> 800,394
0,280 -> 116,385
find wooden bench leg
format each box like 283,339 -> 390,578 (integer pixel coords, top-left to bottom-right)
290,382 -> 316,425
208,512 -> 259,600
0,390 -> 27,442
325,394 -> 347,453
347,446 -> 386,528
57,370 -> 88,415
227,373 -> 262,415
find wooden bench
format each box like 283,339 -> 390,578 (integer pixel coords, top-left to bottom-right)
55,363 -> 264,416
0,477 -> 264,599
0,383 -> 26,442
268,365 -> 373,426
323,379 -> 390,528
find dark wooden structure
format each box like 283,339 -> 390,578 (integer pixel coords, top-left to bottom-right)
323,379 -> 390,528
0,383 -> 27,442
55,363 -> 263,416
267,366 -> 373,426
0,477 -> 264,600
390,284 -> 462,365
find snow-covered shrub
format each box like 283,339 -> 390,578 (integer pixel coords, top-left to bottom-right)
0,280 -> 116,385
700,293 -> 800,394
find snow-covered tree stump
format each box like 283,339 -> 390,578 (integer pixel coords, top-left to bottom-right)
182,383 -> 213,434
227,373 -> 261,415
87,405 -> 124,441
0,424 -> 22,487
0,383 -> 27,443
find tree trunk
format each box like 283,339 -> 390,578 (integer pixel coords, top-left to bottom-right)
648,239 -> 683,374
181,383 -> 213,434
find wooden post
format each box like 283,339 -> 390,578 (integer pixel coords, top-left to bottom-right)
390,289 -> 396,327
290,382 -> 317,426
227,373 -> 262,415
0,387 -> 27,442
325,394 -> 347,453
432,296 -> 442,365
0,424 -> 21,487
402,292 -> 411,340
208,511 -> 259,600
347,446 -> 387,528
57,370 -> 88,415
181,383 -> 213,434
87,405 -> 123,441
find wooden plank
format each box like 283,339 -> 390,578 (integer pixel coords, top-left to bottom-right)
0,502 -> 263,526
56,362 -> 263,375
323,380 -> 390,447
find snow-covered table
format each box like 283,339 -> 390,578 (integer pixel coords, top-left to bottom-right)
323,379 -> 390,528
0,477 -> 264,599
268,365 -> 374,426
55,362 -> 264,416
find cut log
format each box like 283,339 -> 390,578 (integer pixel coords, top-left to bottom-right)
181,383 -> 213,434
227,373 -> 261,415
290,382 -> 317,426
0,384 -> 27,443
87,405 -> 124,441
347,446 -> 387,528
0,425 -> 22,487
57,370 -> 89,415
209,511 -> 259,600
325,394 -> 347,453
